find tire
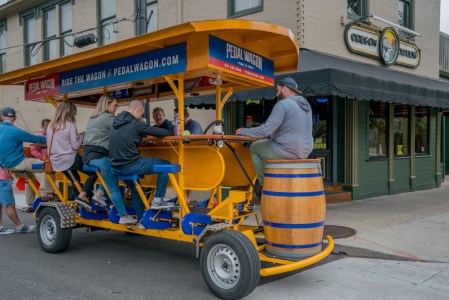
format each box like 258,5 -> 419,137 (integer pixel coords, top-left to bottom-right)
37,207 -> 72,253
200,230 -> 260,299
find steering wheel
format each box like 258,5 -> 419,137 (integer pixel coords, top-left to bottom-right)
203,120 -> 225,134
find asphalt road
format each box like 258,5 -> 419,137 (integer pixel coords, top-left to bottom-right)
0,211 -> 340,300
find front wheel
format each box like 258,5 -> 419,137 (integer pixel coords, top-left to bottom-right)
200,230 -> 260,299
37,207 -> 72,253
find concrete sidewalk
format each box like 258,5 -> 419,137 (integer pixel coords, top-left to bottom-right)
326,180 -> 449,263
12,180 -> 449,263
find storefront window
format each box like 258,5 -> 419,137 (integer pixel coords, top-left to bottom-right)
415,106 -> 429,154
394,104 -> 410,156
368,101 -> 388,158
312,98 -> 329,149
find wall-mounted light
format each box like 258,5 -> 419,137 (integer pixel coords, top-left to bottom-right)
74,34 -> 98,48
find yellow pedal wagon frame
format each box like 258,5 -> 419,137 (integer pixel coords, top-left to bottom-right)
0,20 -> 333,299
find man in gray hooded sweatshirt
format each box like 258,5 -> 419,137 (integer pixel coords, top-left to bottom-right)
236,77 -> 313,186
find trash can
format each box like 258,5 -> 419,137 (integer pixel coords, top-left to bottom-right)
262,159 -> 325,258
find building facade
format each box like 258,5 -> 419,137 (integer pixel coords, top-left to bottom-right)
1,0 -> 448,200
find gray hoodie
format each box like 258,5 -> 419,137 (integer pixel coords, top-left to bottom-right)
241,95 -> 313,158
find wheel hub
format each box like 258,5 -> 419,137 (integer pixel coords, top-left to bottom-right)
40,215 -> 57,245
208,244 -> 241,289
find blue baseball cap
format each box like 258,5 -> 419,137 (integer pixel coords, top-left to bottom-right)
1,107 -> 16,118
278,77 -> 302,95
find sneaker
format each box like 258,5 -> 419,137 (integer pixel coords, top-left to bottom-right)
151,199 -> 175,209
16,224 -> 36,233
21,206 -> 34,213
92,194 -> 107,207
137,223 -> 146,229
0,227 -> 15,235
119,215 -> 137,224
74,197 -> 92,210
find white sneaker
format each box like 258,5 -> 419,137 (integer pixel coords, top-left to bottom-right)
0,227 -> 15,235
119,215 -> 137,224
92,194 -> 107,207
151,199 -> 175,209
16,224 -> 36,233
137,223 -> 146,229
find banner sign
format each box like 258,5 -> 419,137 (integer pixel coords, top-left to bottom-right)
25,43 -> 186,99
59,43 -> 186,94
208,35 -> 274,84
344,22 -> 420,68
25,74 -> 59,100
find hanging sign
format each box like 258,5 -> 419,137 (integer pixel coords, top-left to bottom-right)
208,35 -> 274,84
344,22 -> 420,68
25,74 -> 59,100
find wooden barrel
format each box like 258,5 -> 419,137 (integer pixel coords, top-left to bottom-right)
262,159 -> 325,258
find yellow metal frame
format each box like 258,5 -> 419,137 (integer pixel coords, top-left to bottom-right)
3,20 -> 334,278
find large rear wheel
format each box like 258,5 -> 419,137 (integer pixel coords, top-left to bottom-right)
37,207 -> 72,253
200,230 -> 260,299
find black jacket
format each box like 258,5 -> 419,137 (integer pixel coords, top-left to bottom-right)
109,111 -> 172,169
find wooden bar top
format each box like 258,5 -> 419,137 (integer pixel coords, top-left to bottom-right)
143,134 -> 259,143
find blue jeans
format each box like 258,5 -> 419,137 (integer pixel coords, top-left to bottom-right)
88,156 -> 127,217
111,157 -> 169,219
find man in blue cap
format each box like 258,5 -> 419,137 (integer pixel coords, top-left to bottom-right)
236,77 -> 313,190
0,107 -> 47,212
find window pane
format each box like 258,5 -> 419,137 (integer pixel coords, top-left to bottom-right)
415,106 -> 429,154
25,18 -> 36,43
368,101 -> 388,157
61,34 -> 74,56
101,0 -> 116,19
394,104 -> 409,156
312,98 -> 329,150
234,0 -> 262,12
348,0 -> 361,15
147,2 -> 158,33
0,30 -> 5,51
398,0 -> 410,28
45,8 -> 56,37
60,2 -> 72,33
102,21 -> 116,45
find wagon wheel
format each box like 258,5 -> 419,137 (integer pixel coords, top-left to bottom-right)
200,230 -> 260,299
37,207 -> 72,253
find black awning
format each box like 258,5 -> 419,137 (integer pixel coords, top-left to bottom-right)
187,49 -> 449,108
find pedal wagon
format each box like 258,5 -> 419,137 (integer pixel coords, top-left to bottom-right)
0,20 -> 334,299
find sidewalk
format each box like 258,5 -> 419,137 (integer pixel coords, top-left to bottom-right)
13,180 -> 449,262
326,180 -> 449,263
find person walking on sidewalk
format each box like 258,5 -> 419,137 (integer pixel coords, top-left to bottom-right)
0,107 -> 47,213
82,95 -> 137,224
109,100 -> 173,220
0,167 -> 36,234
235,77 -> 313,187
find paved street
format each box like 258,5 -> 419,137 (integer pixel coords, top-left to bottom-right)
1,181 -> 449,299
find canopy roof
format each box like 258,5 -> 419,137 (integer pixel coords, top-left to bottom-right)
0,20 -> 298,105
187,49 -> 449,108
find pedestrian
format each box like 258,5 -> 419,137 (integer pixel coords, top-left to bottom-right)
0,167 -> 36,234
0,107 -> 47,213
109,100 -> 173,220
173,107 -> 203,134
82,95 -> 137,224
235,77 -> 313,187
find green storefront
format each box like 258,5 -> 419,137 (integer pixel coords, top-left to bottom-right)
187,49 -> 449,201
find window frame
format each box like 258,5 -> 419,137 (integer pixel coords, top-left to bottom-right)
398,0 -> 414,39
0,19 -> 6,74
43,7 -> 57,61
228,0 -> 263,18
347,0 -> 370,19
59,0 -> 73,57
22,10 -> 37,67
146,0 -> 158,33
98,0 -> 117,46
